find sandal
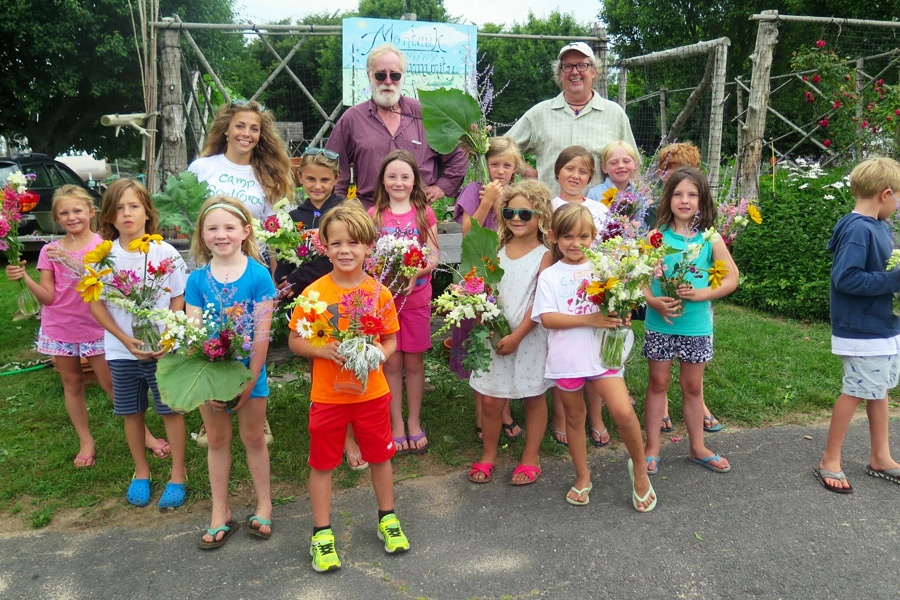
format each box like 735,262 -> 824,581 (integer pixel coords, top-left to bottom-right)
247,515 -> 273,539
703,414 -> 723,433
73,454 -> 96,468
645,456 -> 660,475
553,430 -> 569,447
468,462 -> 494,483
157,482 -> 186,509
628,458 -> 657,513
502,421 -> 524,440
147,437 -> 170,459
509,464 -> 540,486
565,483 -> 592,506
407,431 -> 429,455
590,427 -> 610,448
660,416 -> 674,433
814,468 -> 853,494
126,473 -> 151,507
344,451 -> 369,471
392,435 -> 409,457
198,520 -> 239,549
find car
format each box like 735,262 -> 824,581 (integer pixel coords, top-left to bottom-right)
0,153 -> 101,235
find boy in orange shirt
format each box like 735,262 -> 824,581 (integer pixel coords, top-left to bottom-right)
288,203 -> 407,573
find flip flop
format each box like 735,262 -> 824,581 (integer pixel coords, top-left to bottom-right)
703,414 -> 723,433
198,520 -> 239,549
392,435 -> 409,457
628,458 -> 657,513
645,456 -> 660,475
660,417 -> 674,433
247,515 -> 273,539
566,483 -> 592,506
126,473 -> 151,507
407,431 -> 429,455
157,482 -> 186,509
865,465 -> 900,486
691,453 -> 731,473
475,426 -> 483,441
502,421 -> 524,440
815,468 -> 853,493
147,437 -> 170,459
468,462 -> 494,483
590,427 -> 611,448
73,454 -> 96,468
510,464 -> 541,486
344,451 -> 369,471
553,430 -> 569,447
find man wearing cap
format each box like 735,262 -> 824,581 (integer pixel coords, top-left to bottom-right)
508,41 -> 637,195
325,43 -> 468,209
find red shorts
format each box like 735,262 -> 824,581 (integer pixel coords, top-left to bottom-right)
308,393 -> 395,470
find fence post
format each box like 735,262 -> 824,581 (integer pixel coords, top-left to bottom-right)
736,76 -> 744,155
159,19 -> 187,184
590,25 -> 608,99
659,87 -> 668,138
738,10 -> 779,201
617,67 -> 627,108
707,40 -> 729,192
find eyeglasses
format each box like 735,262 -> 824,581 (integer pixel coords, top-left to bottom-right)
304,147 -> 339,160
230,99 -> 267,112
373,71 -> 403,82
501,208 -> 539,222
560,63 -> 591,73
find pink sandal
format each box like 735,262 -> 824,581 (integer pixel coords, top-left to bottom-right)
468,462 -> 494,483
147,438 -> 170,459
509,464 -> 541,486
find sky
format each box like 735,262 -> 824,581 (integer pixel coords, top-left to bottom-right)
235,0 -> 600,28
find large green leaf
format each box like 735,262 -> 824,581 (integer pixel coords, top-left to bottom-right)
460,218 -> 505,289
156,354 -> 251,414
151,171 -> 211,237
418,88 -> 481,154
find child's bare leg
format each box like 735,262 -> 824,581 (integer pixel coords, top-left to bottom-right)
310,468 -> 334,528
550,387 -> 567,445
238,397 -> 271,534
473,395 -> 503,480
93,357 -> 161,448
56,356 -> 94,465
644,359 -> 671,472
866,397 -> 900,472
123,412 -> 150,479
384,351 -> 408,451
559,388 -> 590,502
370,460 -> 395,512
160,413 -> 186,484
344,425 -> 365,467
819,393 -> 861,489
585,384 -> 610,446
500,399 -> 521,437
681,362 -> 728,469
198,405 -> 234,543
594,378 -> 654,509
511,394 -> 548,483
404,352 -> 427,450
474,391 -> 484,439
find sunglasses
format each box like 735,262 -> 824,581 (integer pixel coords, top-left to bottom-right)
304,147 -> 339,160
373,71 -> 403,82
501,208 -> 539,222
230,99 -> 267,112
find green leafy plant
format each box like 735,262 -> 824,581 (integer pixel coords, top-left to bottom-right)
419,87 -> 490,183
150,171 -> 211,237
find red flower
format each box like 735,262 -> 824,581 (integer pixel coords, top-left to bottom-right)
811,75 -> 821,84
845,75 -> 851,81
862,120 -> 868,128
888,116 -> 894,122
263,215 -> 280,233
877,78 -> 885,86
816,40 -> 826,48
823,139 -> 832,148
895,109 -> 900,116
833,101 -> 842,109
818,119 -> 829,128
649,232 -> 663,248
403,247 -> 426,268
359,315 -> 383,336
804,91 -> 815,103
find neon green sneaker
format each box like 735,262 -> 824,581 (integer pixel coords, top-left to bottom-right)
310,529 -> 341,572
377,514 -> 410,554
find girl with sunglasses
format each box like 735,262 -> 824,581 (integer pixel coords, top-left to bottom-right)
452,136 -> 527,443
466,180 -> 555,485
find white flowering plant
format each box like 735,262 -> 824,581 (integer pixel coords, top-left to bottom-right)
365,233 -> 430,295
252,198 -> 326,268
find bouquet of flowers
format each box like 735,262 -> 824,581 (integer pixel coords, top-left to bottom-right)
290,287 -> 389,393
252,198 -> 326,268
715,197 -> 762,245
1,172 -> 40,318
888,249 -> 900,316
77,234 -> 179,352
598,184 -> 652,226
365,234 -> 430,295
658,227 -> 722,306
150,294 -> 258,413
576,233 -> 674,368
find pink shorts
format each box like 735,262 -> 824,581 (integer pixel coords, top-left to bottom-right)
395,304 -> 432,353
555,370 -> 621,392
308,394 -> 395,470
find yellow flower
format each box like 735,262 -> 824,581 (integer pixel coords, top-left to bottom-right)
347,185 -> 357,200
76,265 -> 112,302
308,318 -> 333,347
586,278 -> 618,296
748,204 -> 762,225
159,335 -> 178,353
83,240 -> 112,264
600,187 -> 617,208
128,234 -> 164,254
707,260 -> 729,290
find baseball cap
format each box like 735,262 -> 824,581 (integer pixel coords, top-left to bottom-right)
558,42 -> 595,60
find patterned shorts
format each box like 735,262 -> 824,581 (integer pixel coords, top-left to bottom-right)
36,330 -> 105,357
642,330 -> 714,363
841,354 -> 900,400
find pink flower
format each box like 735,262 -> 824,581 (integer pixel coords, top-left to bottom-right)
823,139 -> 832,148
812,75 -> 821,84
816,40 -> 826,48
463,277 -> 485,295
204,338 -> 226,360
263,216 -> 280,233
0,218 -> 9,238
297,245 -> 309,257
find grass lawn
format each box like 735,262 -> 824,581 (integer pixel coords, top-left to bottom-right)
0,270 -> 850,528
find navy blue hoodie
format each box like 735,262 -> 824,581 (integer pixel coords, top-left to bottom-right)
828,212 -> 900,338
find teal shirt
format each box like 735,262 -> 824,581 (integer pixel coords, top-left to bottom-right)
645,227 -> 714,336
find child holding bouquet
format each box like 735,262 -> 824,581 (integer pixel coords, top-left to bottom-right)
533,203 -> 656,511
466,180 -> 554,485
186,196 -> 276,548
642,167 -> 739,476
369,150 -> 439,455
88,179 -> 188,508
288,204 -> 408,572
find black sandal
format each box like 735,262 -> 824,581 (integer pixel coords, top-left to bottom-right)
502,421 -> 524,440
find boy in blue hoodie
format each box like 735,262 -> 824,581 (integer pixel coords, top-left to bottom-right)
816,157 -> 900,493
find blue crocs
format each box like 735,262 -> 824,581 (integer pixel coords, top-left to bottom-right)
157,482 -> 186,509
126,474 -> 151,507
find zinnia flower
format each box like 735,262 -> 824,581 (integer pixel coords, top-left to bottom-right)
263,216 -> 280,233
128,234 -> 164,254
359,315 -> 383,336
707,260 -> 729,290
76,265 -> 112,302
649,232 -> 663,248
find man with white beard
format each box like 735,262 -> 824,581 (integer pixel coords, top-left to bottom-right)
326,43 -> 468,209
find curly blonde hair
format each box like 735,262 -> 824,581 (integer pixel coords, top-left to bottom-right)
497,180 -> 552,248
190,196 -> 264,266
202,101 -> 295,205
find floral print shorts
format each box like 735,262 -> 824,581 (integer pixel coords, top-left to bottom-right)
641,330 -> 713,363
36,330 -> 105,357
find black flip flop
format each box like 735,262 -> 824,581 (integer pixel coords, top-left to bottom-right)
198,520 -> 239,549
814,468 -> 853,494
502,421 -> 524,440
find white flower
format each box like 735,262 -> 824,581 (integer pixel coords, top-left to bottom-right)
830,181 -> 844,190
824,194 -> 835,200
799,183 -> 809,189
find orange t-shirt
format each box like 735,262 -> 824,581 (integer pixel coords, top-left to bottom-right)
289,274 -> 399,404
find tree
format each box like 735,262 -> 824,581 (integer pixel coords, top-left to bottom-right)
357,0 -> 451,22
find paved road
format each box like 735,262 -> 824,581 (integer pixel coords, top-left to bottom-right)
1,418 -> 897,599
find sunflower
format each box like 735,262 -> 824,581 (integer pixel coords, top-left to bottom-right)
747,204 -> 762,225
600,187 -> 618,208
76,265 -> 112,302
308,318 -> 333,347
707,260 -> 729,290
83,240 -> 113,265
128,233 -> 164,254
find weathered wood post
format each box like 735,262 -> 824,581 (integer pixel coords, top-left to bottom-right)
590,25 -> 608,99
707,40 -> 730,192
738,10 -> 779,202
158,17 -> 187,184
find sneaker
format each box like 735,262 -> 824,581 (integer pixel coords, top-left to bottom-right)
377,514 -> 410,554
263,419 -> 274,446
194,424 -> 208,448
310,529 -> 341,572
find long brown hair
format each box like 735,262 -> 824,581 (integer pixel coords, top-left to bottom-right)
190,196 -> 264,266
654,167 -> 715,232
202,101 -> 295,204
98,178 -> 158,240
497,180 -> 552,249
371,150 -> 436,246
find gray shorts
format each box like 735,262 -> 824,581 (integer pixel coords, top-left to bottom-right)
841,354 -> 900,400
